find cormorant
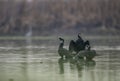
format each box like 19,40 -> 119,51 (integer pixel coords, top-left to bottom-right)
74,45 -> 96,60
69,33 -> 90,53
58,37 -> 71,59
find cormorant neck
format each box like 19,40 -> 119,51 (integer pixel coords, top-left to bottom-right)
59,41 -> 64,48
78,34 -> 82,39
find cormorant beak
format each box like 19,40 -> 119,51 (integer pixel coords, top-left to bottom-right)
59,37 -> 61,40
59,37 -> 64,43
59,37 -> 63,40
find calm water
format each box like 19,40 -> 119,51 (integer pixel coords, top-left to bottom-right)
0,36 -> 120,81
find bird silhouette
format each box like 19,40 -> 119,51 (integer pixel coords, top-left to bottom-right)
74,46 -> 96,60
69,33 -> 90,53
58,37 -> 71,59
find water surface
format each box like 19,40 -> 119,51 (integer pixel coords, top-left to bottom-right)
0,36 -> 120,81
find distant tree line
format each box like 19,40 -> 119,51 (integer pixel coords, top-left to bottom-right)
0,0 -> 120,36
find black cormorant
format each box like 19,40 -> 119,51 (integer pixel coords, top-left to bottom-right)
74,45 -> 96,60
69,34 -> 90,53
58,37 -> 71,59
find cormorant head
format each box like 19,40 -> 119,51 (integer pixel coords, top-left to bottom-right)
59,37 -> 64,43
86,40 -> 90,45
86,45 -> 91,50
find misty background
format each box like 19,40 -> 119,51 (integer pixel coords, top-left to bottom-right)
0,0 -> 120,36
0,1 -> 120,81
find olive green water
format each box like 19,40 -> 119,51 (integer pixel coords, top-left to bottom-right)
0,36 -> 120,81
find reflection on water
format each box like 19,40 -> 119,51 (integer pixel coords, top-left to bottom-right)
0,37 -> 120,81
58,58 -> 96,75
0,50 -> 120,81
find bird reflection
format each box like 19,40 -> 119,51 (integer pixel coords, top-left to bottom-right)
58,58 -> 66,74
58,58 -> 96,76
9,79 -> 14,81
85,59 -> 96,67
76,61 -> 84,77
